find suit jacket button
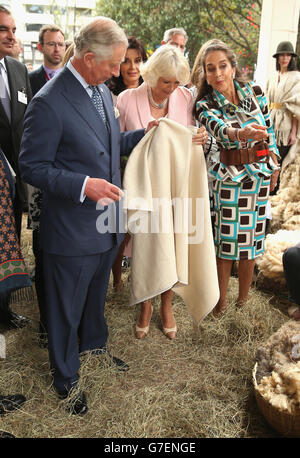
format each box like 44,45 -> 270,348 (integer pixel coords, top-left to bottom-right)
99,151 -> 104,155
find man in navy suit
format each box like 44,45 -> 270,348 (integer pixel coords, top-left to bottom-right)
19,17 -> 157,415
28,24 -> 65,347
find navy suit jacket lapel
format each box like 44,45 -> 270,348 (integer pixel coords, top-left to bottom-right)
101,86 -> 117,171
62,69 -> 110,151
101,85 -> 119,154
101,86 -> 113,129
36,65 -> 48,88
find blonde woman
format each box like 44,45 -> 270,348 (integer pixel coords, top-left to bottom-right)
117,45 -> 208,339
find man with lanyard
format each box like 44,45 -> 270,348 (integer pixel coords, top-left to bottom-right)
29,24 -> 66,96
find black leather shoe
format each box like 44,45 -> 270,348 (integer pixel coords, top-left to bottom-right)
0,394 -> 26,415
58,390 -> 88,416
38,334 -> 48,348
37,323 -> 48,348
0,430 -> 15,438
0,312 -> 30,330
88,349 -> 129,372
107,353 -> 129,372
38,332 -> 48,348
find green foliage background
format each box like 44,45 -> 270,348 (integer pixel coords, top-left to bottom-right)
96,0 -> 262,73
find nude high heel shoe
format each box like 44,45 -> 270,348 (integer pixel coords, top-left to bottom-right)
160,309 -> 177,340
162,324 -> 177,340
135,305 -> 153,339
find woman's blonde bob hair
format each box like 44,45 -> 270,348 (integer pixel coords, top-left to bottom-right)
140,45 -> 190,87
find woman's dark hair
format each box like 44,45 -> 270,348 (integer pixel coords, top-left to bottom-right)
192,39 -> 246,118
275,55 -> 298,71
108,36 -> 147,96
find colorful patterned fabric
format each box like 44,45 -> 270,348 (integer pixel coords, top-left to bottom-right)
196,80 -> 280,183
196,80 -> 279,261
213,176 -> 270,260
0,150 -> 31,295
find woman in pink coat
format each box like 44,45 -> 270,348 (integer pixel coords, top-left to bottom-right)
117,45 -> 208,340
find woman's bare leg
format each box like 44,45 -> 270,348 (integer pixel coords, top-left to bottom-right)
237,259 -> 255,307
213,257 -> 233,316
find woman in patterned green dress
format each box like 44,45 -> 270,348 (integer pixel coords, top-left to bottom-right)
193,40 -> 280,316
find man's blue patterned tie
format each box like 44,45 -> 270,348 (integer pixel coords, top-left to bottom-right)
89,85 -> 108,127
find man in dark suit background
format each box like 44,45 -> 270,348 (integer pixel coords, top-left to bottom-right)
29,24 -> 65,95
8,37 -> 22,60
19,17 -> 157,415
161,27 -> 188,53
0,5 -> 32,328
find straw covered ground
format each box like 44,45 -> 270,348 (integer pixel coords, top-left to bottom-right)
0,219 -> 292,438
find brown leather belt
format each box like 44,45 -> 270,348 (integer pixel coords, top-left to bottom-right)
220,141 -> 269,166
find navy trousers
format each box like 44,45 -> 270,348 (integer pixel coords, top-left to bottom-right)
43,245 -> 119,393
282,242 -> 300,305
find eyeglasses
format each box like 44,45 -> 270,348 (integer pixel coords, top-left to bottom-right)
44,42 -> 66,48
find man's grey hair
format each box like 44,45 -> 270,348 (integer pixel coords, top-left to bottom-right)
163,27 -> 188,44
74,16 -> 128,61
0,5 -> 11,15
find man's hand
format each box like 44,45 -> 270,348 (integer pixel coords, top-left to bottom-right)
145,119 -> 159,133
84,178 -> 124,206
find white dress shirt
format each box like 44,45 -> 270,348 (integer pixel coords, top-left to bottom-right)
0,58 -> 11,97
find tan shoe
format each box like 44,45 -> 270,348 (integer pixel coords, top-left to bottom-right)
160,307 -> 177,339
235,298 -> 247,308
213,301 -> 227,317
162,324 -> 177,340
288,305 -> 300,321
135,306 -> 153,339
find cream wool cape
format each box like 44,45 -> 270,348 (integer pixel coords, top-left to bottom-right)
267,71 -> 300,145
123,118 -> 219,325
267,71 -> 300,171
